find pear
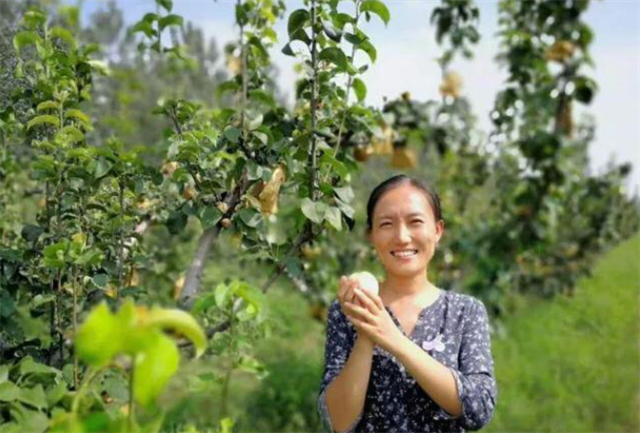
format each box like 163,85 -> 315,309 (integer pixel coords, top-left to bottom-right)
390,146 -> 417,169
258,165 -> 286,215
439,72 -> 463,98
349,271 -> 379,296
545,40 -> 575,63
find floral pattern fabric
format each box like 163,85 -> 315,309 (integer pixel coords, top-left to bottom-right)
317,290 -> 497,433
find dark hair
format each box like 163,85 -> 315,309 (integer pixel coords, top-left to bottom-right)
366,174 -> 443,233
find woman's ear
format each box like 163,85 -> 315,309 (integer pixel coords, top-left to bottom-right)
435,220 -> 445,243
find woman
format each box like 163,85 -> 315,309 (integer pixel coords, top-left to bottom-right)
317,174 -> 497,433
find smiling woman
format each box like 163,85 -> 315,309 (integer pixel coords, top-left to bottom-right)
317,174 -> 498,433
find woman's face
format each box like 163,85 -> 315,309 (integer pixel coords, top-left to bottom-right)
368,184 -> 444,279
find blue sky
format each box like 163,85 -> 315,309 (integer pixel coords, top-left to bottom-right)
80,0 -> 640,193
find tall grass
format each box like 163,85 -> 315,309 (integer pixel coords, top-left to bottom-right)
487,233 -> 640,432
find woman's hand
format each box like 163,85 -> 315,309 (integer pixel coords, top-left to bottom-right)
337,276 -> 371,342
343,287 -> 405,354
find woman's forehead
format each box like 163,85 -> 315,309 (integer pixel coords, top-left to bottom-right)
373,186 -> 432,218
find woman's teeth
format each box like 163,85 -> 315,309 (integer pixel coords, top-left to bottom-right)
391,250 -> 417,257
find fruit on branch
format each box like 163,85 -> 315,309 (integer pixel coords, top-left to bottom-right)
390,145 -> 417,169
221,218 -> 232,228
216,202 -> 229,214
125,269 -> 139,287
349,271 -> 379,296
545,40 -> 575,63
173,275 -> 185,301
439,71 -> 463,98
162,161 -> 178,177
226,54 -> 242,75
302,243 -> 322,259
182,186 -> 197,200
250,165 -> 286,216
555,97 -> 573,137
353,144 -> 374,162
372,125 -> 395,155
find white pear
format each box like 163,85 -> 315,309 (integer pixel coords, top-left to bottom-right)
349,271 -> 379,296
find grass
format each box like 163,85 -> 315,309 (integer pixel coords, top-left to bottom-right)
487,233 -> 640,433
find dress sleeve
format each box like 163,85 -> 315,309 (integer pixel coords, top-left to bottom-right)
317,301 -> 362,433
433,299 -> 498,430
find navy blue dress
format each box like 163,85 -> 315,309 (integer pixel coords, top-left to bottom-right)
317,289 -> 497,432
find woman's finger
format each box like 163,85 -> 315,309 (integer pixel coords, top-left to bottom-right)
353,288 -> 380,313
349,315 -> 374,337
343,301 -> 375,323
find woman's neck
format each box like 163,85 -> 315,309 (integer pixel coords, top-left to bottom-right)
380,273 -> 438,302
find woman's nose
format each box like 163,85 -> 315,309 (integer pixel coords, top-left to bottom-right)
395,223 -> 411,243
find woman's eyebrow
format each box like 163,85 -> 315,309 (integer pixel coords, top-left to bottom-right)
376,212 -> 425,220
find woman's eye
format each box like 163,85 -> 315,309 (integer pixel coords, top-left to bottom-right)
380,222 -> 391,227
411,220 -> 423,225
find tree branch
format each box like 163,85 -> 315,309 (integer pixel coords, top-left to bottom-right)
178,173 -> 252,309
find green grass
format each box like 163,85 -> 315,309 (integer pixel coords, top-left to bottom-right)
487,233 -> 640,433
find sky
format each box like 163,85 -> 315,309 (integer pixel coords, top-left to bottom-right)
80,0 -> 640,194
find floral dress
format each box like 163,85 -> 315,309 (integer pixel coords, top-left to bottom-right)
317,289 -> 498,432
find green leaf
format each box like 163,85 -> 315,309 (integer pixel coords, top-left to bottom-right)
146,307 -> 207,357
102,375 -> 128,402
18,385 -> 48,410
334,13 -> 355,29
334,186 -> 354,203
0,292 -> 15,318
21,224 -> 44,243
320,152 -> 348,178
359,40 -> 377,63
87,59 -> 110,75
131,20 -> 156,38
37,101 -> 60,112
288,9 -> 310,38
200,206 -> 222,230
360,0 -> 390,25
344,32 -> 364,45
159,14 -> 183,32
43,242 -> 68,269
19,357 -> 58,376
232,281 -> 266,311
57,126 -> 85,144
325,206 -> 342,231
93,273 -> 109,288
248,35 -> 268,59
157,0 -> 173,12
167,210 -> 188,234
22,10 -> 46,29
46,381 -> 68,407
0,382 -> 20,402
238,208 -> 263,228
322,21 -> 342,42
281,43 -> 295,57
335,198 -> 355,219
319,47 -> 348,70
27,115 -> 58,130
51,27 -> 76,49
94,158 -> 112,179
76,249 -> 103,267
289,29 -> 311,45
134,331 -> 179,407
76,303 -> 121,368
352,77 -> 367,102
0,366 -> 8,383
65,108 -> 91,127
224,126 -> 241,143
301,198 -> 326,224
13,31 -> 40,53
215,283 -> 232,308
